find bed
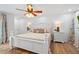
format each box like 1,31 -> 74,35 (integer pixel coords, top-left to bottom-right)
9,29 -> 52,54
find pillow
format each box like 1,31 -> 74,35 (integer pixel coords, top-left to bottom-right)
32,29 -> 37,33
32,28 -> 49,33
32,28 -> 44,33
38,29 -> 44,33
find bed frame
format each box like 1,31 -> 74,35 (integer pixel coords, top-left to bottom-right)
9,33 -> 51,54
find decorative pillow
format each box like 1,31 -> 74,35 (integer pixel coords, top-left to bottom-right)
38,29 -> 44,33
32,28 -> 49,33
33,29 -> 37,33
32,28 -> 44,33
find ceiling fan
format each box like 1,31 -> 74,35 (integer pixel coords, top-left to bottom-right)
16,4 -> 42,17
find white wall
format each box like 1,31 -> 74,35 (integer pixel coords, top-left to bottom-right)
14,13 -> 73,41
52,14 -> 73,32
52,13 -> 73,41
14,15 -> 52,34
14,17 -> 29,34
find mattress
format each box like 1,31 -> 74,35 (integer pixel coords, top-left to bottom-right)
14,32 -> 50,41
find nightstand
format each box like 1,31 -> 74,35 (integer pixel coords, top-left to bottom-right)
53,31 -> 67,43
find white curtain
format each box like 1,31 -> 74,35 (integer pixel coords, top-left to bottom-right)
0,13 -> 7,44
2,13 -> 7,44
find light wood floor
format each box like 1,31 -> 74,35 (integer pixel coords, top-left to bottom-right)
0,42 -> 79,54
51,42 -> 79,54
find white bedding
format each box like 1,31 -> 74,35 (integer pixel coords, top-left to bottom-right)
14,32 -> 50,41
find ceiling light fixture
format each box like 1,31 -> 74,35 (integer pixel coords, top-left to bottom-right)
16,4 -> 42,18
26,13 -> 34,18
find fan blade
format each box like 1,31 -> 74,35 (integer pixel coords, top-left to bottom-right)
32,12 -> 37,16
33,10 -> 42,13
16,8 -> 27,12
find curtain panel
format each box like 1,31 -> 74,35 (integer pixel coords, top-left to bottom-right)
0,13 -> 7,44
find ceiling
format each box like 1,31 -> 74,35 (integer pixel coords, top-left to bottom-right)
0,4 -> 79,17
